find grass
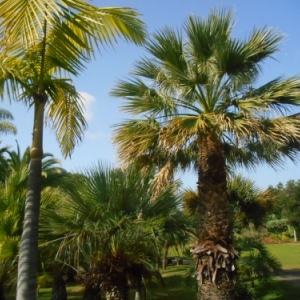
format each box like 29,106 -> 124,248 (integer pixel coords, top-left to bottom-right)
266,243 -> 300,269
8,243 -> 300,299
254,278 -> 300,300
32,264 -> 197,299
145,265 -> 197,299
257,243 -> 300,299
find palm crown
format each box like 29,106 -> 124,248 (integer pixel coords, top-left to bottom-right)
0,0 -> 146,157
112,9 -> 300,170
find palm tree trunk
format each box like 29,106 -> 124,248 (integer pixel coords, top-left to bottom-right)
105,271 -> 129,300
134,286 -> 146,300
16,101 -> 45,300
51,274 -> 67,300
193,133 -> 237,300
0,284 -> 6,300
162,240 -> 169,270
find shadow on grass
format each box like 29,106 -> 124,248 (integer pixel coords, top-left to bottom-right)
255,279 -> 300,300
144,265 -> 197,300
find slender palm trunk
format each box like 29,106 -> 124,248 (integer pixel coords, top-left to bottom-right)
193,133 -> 237,300
16,100 -> 45,300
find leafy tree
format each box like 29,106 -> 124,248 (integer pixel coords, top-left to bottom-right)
0,1 -> 146,298
111,9 -> 300,299
268,180 -> 300,240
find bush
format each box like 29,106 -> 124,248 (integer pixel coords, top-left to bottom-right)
281,232 -> 291,243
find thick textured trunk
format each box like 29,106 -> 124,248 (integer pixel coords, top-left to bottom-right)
83,281 -> 101,300
132,265 -> 146,300
82,269 -> 102,300
192,133 -> 237,300
51,274 -> 67,300
106,268 -> 129,300
16,101 -> 45,300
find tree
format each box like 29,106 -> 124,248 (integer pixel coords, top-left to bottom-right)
0,146 -> 66,299
268,180 -> 300,241
183,176 -> 280,297
0,1 -> 146,299
40,163 -> 180,300
111,9 -> 300,299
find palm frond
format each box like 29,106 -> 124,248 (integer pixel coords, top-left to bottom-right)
46,79 -> 87,157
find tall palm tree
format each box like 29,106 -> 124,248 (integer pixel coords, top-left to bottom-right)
0,147 -> 66,299
0,1 -> 146,299
111,9 -> 300,299
40,163 -> 180,300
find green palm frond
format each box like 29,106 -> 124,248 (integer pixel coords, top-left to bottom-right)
40,163 -> 180,270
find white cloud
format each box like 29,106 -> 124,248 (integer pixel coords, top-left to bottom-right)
79,91 -> 96,121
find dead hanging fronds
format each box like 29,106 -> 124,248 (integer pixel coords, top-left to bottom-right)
191,240 -> 238,286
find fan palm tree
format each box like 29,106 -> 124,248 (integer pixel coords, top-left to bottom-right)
40,163 -> 180,300
111,9 -> 300,299
0,1 -> 146,298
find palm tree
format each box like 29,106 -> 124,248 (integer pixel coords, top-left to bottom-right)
40,163 -> 180,300
0,146 -> 66,299
111,9 -> 300,299
182,175 -> 281,298
0,1 -> 146,298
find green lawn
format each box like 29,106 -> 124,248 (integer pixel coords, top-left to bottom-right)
266,243 -> 300,269
258,243 -> 300,299
9,243 -> 300,299
34,264 -> 198,300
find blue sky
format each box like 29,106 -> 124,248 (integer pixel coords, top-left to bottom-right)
2,0 -> 300,190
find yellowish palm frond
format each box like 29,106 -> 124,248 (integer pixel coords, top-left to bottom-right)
0,1 -> 146,49
45,80 -> 87,157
